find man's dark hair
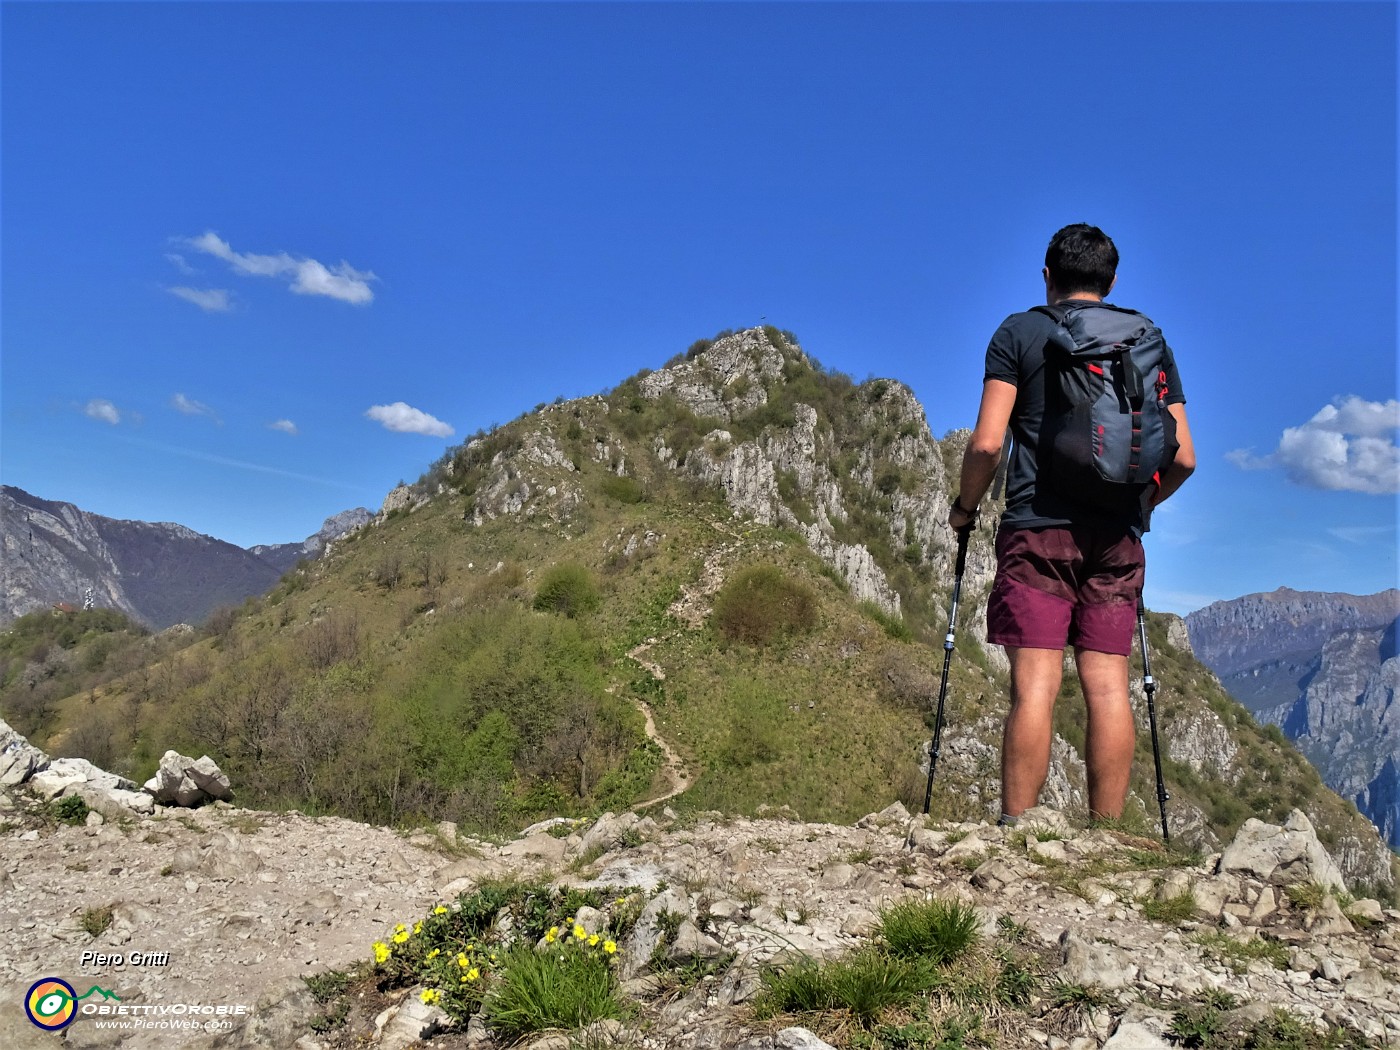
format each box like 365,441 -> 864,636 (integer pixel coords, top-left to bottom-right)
1045,224 -> 1118,297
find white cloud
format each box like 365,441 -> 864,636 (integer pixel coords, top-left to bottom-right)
268,419 -> 299,436
1227,396 -> 1400,495
171,393 -> 220,423
365,402 -> 454,438
1326,524 -> 1397,545
168,286 -> 232,312
289,259 -> 376,304
165,252 -> 198,275
84,399 -> 121,425
184,231 -> 376,305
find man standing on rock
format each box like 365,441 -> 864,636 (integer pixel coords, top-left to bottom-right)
947,224 -> 1196,825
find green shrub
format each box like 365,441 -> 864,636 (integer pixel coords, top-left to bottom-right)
712,565 -> 817,646
532,564 -> 602,618
876,897 -> 981,964
52,795 -> 90,825
1169,1003 -> 1226,1048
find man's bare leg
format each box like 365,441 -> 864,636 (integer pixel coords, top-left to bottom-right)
1001,646 -> 1064,818
1075,647 -> 1134,820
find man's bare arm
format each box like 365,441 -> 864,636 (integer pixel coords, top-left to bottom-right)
949,379 -> 1017,529
1153,402 -> 1196,506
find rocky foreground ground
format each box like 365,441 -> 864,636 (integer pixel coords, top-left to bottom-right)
1,773 -> 1397,1050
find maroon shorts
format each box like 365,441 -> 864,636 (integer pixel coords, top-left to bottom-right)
986,525 -> 1144,656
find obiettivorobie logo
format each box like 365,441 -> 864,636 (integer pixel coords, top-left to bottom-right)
25,978 -> 121,1030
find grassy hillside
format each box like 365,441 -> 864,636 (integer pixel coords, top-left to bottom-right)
2,327 -> 1392,894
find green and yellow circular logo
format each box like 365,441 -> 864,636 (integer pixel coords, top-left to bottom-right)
25,978 -> 77,1030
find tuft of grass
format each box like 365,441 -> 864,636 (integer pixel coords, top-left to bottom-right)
480,943 -> 623,1042
1284,881 -> 1327,911
876,898 -> 981,965
1169,1001 -> 1228,1048
995,914 -> 1031,944
1048,981 -> 1114,1013
1140,890 -> 1198,925
307,1000 -> 350,1034
80,905 -> 114,939
302,969 -> 354,1002
755,949 -> 933,1028
1192,931 -> 1289,974
992,948 -> 1038,1006
303,968 -> 356,1034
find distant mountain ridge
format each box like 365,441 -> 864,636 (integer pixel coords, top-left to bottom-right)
1187,588 -> 1400,850
247,507 -> 374,574
0,486 -> 370,629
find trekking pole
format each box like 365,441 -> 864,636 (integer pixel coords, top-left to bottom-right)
922,525 -> 972,815
1136,595 -> 1171,843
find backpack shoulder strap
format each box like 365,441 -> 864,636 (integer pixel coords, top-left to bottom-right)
1030,304 -> 1068,325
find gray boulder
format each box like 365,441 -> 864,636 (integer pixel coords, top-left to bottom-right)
144,750 -> 233,806
0,718 -> 48,786
1218,810 -> 1346,891
1058,931 -> 1139,991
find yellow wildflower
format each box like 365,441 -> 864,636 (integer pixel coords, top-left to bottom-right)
544,927 -> 558,944
420,988 -> 440,1005
392,929 -> 409,944
589,933 -> 600,947
413,922 -> 423,935
457,953 -> 470,968
573,924 -> 586,940
372,942 -> 391,964
603,940 -> 617,955
433,905 -> 448,915
426,949 -> 440,961
467,967 -> 480,981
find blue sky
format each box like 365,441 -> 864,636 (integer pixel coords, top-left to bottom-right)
2,1 -> 1396,615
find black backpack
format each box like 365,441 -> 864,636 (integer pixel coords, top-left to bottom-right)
1032,302 -> 1179,517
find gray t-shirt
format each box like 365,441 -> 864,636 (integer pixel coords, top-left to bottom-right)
984,301 -> 1186,534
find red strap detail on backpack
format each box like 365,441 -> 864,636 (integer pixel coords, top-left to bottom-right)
1087,363 -> 1104,375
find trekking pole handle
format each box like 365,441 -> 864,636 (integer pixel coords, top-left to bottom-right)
953,524 -> 971,577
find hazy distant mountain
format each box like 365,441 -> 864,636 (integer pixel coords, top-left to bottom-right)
1187,588 -> 1400,850
248,507 -> 374,574
0,486 -> 370,629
